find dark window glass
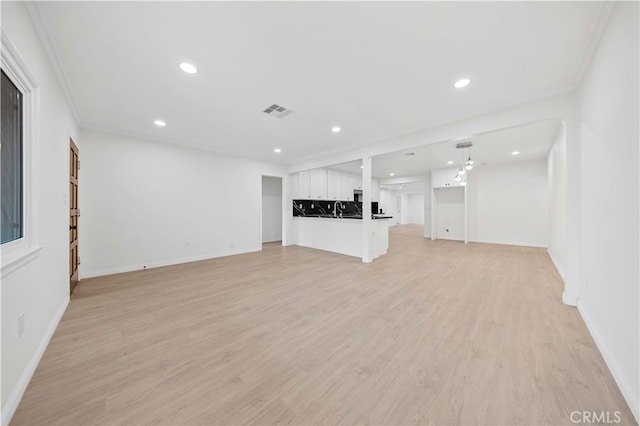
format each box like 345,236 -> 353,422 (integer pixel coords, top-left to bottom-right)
1,70 -> 24,244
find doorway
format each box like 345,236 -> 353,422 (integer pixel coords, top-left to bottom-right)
261,176 -> 283,244
69,139 -> 79,294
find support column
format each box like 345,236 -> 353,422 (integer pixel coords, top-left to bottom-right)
362,157 -> 373,263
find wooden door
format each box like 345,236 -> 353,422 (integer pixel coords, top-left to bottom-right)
69,139 -> 79,294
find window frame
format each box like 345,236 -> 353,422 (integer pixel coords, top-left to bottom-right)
2,69 -> 25,244
1,31 -> 41,278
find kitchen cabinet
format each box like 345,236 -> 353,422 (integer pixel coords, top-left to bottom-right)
310,168 -> 328,199
298,170 -> 311,199
327,169 -> 342,200
341,174 -> 354,201
294,170 -> 374,201
432,167 -> 461,188
354,174 -> 363,190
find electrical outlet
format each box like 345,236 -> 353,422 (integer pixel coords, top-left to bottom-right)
18,313 -> 25,338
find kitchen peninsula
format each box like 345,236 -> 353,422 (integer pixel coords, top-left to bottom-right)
293,199 -> 394,259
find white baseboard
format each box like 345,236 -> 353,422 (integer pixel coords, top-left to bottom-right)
1,294 -> 69,426
79,247 -> 259,279
469,238 -> 548,248
547,249 -> 566,283
577,300 -> 640,424
562,291 -> 577,306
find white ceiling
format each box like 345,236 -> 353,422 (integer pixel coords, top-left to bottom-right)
33,2 -> 605,164
331,119 -> 561,178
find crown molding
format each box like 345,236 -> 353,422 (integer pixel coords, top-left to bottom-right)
24,2 -> 84,126
572,1 -> 616,89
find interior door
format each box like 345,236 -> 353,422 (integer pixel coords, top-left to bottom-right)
69,139 -> 79,294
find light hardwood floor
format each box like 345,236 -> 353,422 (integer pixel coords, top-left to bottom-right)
12,225 -> 635,425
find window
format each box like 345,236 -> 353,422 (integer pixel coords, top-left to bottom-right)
1,70 -> 24,244
1,32 -> 41,277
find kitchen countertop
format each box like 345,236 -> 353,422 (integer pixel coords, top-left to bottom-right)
294,214 -> 393,220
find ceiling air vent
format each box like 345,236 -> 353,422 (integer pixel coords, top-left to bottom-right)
263,104 -> 293,119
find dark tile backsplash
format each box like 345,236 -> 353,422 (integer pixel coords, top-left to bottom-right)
293,200 -> 371,217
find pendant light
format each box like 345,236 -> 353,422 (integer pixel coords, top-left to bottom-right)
455,140 -> 473,185
465,156 -> 474,170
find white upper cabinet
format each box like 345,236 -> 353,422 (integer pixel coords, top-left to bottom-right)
327,169 -> 342,200
432,167 -> 461,188
341,173 -> 354,201
354,174 -> 363,190
298,170 -> 311,199
294,170 -> 375,201
310,168 -> 328,199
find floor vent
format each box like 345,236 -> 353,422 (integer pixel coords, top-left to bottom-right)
263,104 -> 293,119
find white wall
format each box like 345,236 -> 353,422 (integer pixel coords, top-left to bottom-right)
433,188 -> 465,241
79,129 -> 288,277
576,2 -> 639,421
467,159 -> 548,247
407,193 -> 425,225
399,194 -> 410,224
262,176 -> 283,243
378,188 -> 398,224
547,123 -> 567,280
423,174 -> 432,237
1,2 -> 80,423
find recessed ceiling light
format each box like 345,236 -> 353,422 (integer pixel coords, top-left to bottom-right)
512,151 -> 520,155
179,62 -> 198,74
447,160 -> 454,165
274,148 -> 281,153
154,120 -> 166,127
331,126 -> 341,133
389,172 -> 395,176
454,78 -> 471,89
360,165 -> 363,169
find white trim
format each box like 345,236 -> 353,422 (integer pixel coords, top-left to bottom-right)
562,291 -> 577,307
23,3 -> 83,125
571,1 -> 616,88
577,300 -> 640,424
1,294 -> 69,426
1,31 -> 41,274
1,245 -> 43,278
79,247 -> 259,279
468,238 -> 548,248
547,248 -> 566,283
259,174 -> 286,247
